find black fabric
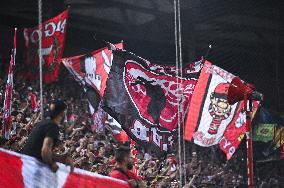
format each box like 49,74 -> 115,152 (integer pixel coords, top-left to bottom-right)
85,86 -> 100,112
22,119 -> 59,161
102,50 -> 201,157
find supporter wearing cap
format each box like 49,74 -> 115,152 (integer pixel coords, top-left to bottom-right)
22,100 -> 74,173
109,146 -> 146,188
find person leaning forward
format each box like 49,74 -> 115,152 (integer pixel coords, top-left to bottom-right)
22,99 -> 74,173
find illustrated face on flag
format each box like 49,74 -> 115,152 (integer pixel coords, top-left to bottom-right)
185,61 -> 240,147
184,60 -> 259,159
103,50 -> 200,155
23,10 -> 68,84
208,83 -> 232,135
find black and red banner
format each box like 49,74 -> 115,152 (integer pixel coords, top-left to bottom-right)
103,50 -> 201,156
23,10 -> 68,84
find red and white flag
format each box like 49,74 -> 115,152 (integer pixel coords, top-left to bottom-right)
23,10 -> 68,84
2,28 -> 17,139
61,43 -> 123,97
0,149 -> 131,188
184,61 -> 259,159
62,43 -> 123,133
219,100 -> 259,159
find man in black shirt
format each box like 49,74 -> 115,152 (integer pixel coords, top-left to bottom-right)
22,100 -> 73,172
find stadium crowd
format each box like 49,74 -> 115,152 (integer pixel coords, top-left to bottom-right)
0,71 -> 283,188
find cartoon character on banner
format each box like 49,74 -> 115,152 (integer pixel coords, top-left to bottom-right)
208,83 -> 232,134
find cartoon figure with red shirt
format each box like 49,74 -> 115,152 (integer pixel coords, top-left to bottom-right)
208,83 -> 232,134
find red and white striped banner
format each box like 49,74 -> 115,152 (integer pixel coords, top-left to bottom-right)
0,149 -> 131,188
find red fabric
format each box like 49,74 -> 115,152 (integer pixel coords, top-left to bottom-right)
0,150 -> 24,188
63,172 -> 131,188
109,169 -> 140,184
281,145 -> 284,158
0,149 -> 131,187
29,92 -> 38,110
184,60 -> 212,140
23,10 -> 68,84
219,101 -> 259,160
113,130 -> 129,142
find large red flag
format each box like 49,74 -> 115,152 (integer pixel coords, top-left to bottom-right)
103,50 -> 201,156
0,149 -> 131,188
184,61 -> 259,159
23,10 -> 68,84
2,28 -> 17,139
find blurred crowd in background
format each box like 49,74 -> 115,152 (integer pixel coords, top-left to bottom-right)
0,70 -> 283,188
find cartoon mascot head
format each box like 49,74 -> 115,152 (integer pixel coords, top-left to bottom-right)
208,83 -> 231,134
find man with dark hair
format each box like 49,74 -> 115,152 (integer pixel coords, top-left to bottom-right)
109,146 -> 146,188
22,100 -> 74,172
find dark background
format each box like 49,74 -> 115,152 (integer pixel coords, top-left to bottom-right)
0,0 -> 283,112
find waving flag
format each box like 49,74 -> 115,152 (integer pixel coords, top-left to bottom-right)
103,50 -> 200,156
253,107 -> 284,160
0,149 -> 131,188
61,43 -> 123,97
184,61 -> 259,159
23,10 -> 68,84
219,101 -> 259,159
2,28 -> 17,140
62,43 -> 123,133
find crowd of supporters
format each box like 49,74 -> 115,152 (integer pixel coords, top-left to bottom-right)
0,71 -> 283,188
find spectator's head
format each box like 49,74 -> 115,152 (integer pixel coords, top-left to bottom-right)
79,138 -> 88,148
16,112 -> 24,122
115,146 -> 133,170
48,100 -> 67,124
87,143 -> 95,152
98,145 -> 105,156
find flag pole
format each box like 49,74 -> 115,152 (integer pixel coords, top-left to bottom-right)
38,0 -> 43,119
244,95 -> 254,188
174,0 -> 185,186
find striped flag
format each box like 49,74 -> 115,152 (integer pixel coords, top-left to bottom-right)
0,149 -> 131,188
